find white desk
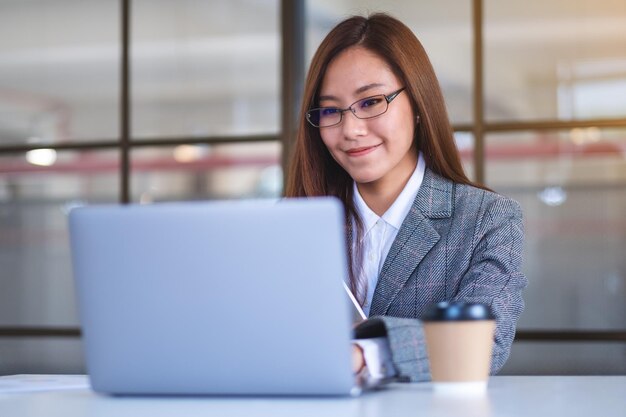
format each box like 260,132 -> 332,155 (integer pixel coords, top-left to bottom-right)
0,375 -> 624,417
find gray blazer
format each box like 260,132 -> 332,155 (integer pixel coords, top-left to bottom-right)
354,168 -> 527,382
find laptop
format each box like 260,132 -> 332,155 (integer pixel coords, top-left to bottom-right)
69,197 -> 372,396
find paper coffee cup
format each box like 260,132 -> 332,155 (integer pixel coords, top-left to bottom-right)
422,302 -> 495,394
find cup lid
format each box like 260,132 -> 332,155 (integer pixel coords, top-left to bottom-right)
421,301 -> 495,321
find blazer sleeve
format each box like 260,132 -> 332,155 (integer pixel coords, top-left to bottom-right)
355,197 -> 527,382
354,315 -> 430,382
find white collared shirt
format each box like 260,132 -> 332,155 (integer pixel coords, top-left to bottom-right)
353,153 -> 426,316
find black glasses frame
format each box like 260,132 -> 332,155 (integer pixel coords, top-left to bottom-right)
306,87 -> 406,128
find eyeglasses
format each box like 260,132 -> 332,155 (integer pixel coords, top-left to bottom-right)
306,87 -> 406,128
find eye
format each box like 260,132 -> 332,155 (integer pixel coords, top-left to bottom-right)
359,97 -> 384,108
320,107 -> 340,116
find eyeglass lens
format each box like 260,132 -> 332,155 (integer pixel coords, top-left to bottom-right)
308,94 -> 388,127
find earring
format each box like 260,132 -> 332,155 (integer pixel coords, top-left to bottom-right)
416,114 -> 421,124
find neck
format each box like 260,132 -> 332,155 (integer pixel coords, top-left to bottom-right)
357,158 -> 418,217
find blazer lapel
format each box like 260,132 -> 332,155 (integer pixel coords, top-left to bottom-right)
369,168 -> 453,316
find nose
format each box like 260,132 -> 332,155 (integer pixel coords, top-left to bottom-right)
341,109 -> 367,140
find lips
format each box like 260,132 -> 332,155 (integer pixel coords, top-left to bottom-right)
346,144 -> 381,157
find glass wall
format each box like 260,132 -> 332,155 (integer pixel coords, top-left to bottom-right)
0,0 -> 281,374
485,0 -> 626,122
0,0 -> 625,375
131,0 -> 280,138
130,142 -> 281,202
0,0 -> 120,145
0,149 -> 118,374
481,0 -> 626,373
486,129 -> 626,332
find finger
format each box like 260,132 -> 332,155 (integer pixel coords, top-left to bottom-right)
352,344 -> 365,373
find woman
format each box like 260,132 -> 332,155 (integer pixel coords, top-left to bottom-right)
286,13 -> 526,382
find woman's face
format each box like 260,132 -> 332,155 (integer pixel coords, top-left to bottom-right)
318,46 -> 417,189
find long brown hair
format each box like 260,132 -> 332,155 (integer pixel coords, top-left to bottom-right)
285,13 -> 481,304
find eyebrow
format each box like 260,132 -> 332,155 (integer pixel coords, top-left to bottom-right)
318,83 -> 386,103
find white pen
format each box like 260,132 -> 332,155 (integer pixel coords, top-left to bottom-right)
342,281 -> 367,320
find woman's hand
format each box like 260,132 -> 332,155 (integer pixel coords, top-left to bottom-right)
352,343 -> 365,373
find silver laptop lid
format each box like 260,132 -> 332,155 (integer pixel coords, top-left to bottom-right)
69,198 -> 355,396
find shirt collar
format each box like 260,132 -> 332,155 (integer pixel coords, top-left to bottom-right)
353,183 -> 379,236
353,152 -> 425,233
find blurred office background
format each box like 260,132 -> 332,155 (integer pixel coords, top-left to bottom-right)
1,0 -> 625,375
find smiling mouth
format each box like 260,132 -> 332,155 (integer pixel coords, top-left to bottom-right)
346,144 -> 381,156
